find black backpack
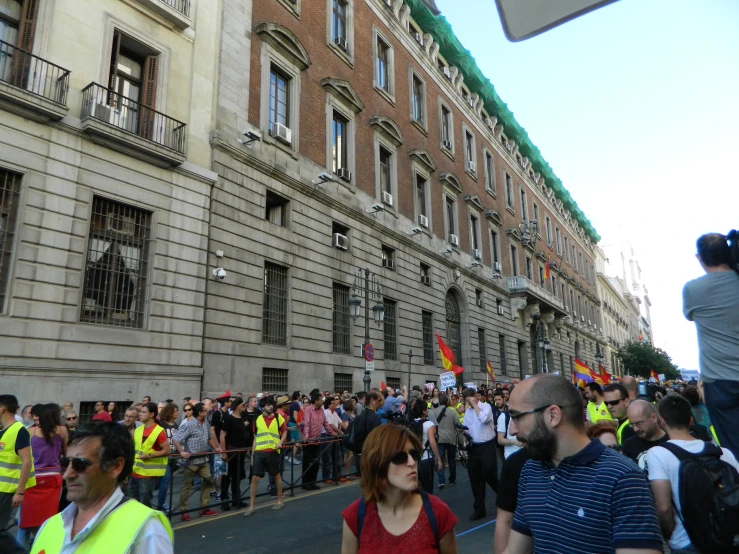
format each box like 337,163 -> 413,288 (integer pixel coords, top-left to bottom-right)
660,442 -> 739,553
342,412 -> 367,453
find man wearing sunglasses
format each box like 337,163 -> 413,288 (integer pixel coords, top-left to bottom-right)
66,412 -> 79,433
603,383 -> 636,445
501,374 -> 662,554
30,422 -> 173,553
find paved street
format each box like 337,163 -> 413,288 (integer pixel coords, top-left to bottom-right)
173,469 -> 497,553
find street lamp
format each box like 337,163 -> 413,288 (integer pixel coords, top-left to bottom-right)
350,268 -> 384,391
595,342 -> 604,370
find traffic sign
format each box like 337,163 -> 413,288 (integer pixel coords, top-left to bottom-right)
365,361 -> 375,371
364,343 -> 375,362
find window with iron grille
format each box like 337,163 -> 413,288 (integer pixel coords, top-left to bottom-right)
0,168 -> 21,312
386,376 -> 401,391
383,298 -> 397,360
478,327 -> 487,371
262,368 -> 288,393
498,334 -> 507,375
81,197 -> 151,328
263,262 -> 288,345
334,372 -> 353,393
422,310 -> 434,365
332,282 -> 351,354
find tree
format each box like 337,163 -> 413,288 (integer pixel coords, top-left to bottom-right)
617,341 -> 680,380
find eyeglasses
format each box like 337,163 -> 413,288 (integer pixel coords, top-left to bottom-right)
510,404 -> 579,421
60,456 -> 101,473
184,408 -> 193,412
390,449 -> 420,465
66,416 -> 77,421
630,419 -> 649,429
603,398 -> 626,407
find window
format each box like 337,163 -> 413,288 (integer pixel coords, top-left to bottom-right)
420,263 -> 431,285
465,130 -> 474,164
510,244 -> 519,276
498,334 -> 507,375
386,377 -> 401,391
376,36 -> 390,92
0,0 -> 21,49
334,372 -> 353,393
564,236 -> 570,262
269,66 -> 290,128
263,368 -> 288,393
539,265 -> 545,286
416,174 -> 428,220
381,246 -> 395,270
331,110 -> 349,175
332,283 -> 351,354
263,261 -> 288,345
332,221 -> 349,250
484,151 -> 495,193
478,327 -> 487,371
265,190 -> 288,227
422,310 -> 434,365
555,227 -> 562,255
383,299 -> 397,360
579,252 -> 584,275
570,289 -> 575,314
411,73 -> 424,125
532,203 -> 539,226
0,168 -> 21,311
475,288 -> 483,307
470,214 -> 480,252
445,196 -> 457,238
562,283 -> 567,307
572,245 -> 577,269
525,256 -> 532,280
332,0 -> 347,42
552,275 -> 557,297
520,189 -> 528,221
441,104 -> 452,150
505,173 -> 514,209
379,146 -> 392,195
490,230 -> 500,266
545,216 -> 552,245
81,197 -> 151,328
409,22 -> 422,45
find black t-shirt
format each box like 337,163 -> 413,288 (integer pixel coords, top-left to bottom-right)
211,409 -> 229,439
158,421 -> 179,449
243,409 -> 260,446
221,414 -> 248,448
621,434 -> 669,474
618,419 -> 636,443
0,424 -> 30,454
496,448 -> 530,512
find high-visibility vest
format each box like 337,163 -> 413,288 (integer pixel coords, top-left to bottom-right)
587,401 -> 613,423
710,425 -> 721,446
132,424 -> 167,477
254,414 -> 284,452
616,419 -> 631,444
31,497 -> 173,554
0,421 -> 36,493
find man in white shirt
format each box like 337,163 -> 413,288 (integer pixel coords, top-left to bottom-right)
462,388 -> 498,521
497,409 -> 522,459
647,395 -> 739,553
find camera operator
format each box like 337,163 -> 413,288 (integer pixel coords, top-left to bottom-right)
682,232 -> 739,457
460,388 -> 498,521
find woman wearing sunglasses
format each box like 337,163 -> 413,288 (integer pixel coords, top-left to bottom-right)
182,403 -> 195,422
341,425 -> 458,554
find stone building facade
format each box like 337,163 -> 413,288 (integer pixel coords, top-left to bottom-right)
201,0 -> 606,395
0,0 -> 218,411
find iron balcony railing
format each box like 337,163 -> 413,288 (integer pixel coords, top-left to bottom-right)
81,83 -> 187,155
0,38 -> 70,105
161,0 -> 191,17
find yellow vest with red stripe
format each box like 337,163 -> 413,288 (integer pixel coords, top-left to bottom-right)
254,414 -> 284,452
0,421 -> 36,493
133,424 -> 167,477
30,497 -> 173,554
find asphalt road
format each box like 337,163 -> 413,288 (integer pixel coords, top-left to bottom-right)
173,469 -> 498,554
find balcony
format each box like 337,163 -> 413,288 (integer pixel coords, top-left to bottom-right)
0,39 -> 70,121
507,276 -> 567,315
133,0 -> 192,29
80,83 -> 187,167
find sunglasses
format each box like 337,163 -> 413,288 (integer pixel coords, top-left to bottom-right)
604,399 -> 625,407
60,456 -> 101,473
66,416 -> 77,421
184,408 -> 193,412
390,449 -> 420,466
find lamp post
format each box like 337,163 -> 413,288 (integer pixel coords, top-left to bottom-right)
595,342 -> 604,373
533,312 -> 549,373
349,268 -> 384,391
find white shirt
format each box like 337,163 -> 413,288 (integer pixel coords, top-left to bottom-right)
323,408 -> 341,432
34,487 -> 173,554
415,419 -> 436,460
646,439 -> 739,550
497,412 -> 521,459
463,401 -> 496,443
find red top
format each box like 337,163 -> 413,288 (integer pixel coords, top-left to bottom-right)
342,494 -> 458,553
133,425 -> 167,478
91,411 -> 112,422
252,414 -> 287,453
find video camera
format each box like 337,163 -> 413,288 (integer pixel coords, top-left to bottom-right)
728,230 -> 739,274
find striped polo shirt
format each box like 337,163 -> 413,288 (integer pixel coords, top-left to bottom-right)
512,439 -> 663,553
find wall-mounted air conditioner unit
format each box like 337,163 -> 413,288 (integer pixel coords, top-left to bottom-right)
337,167 -> 352,182
334,36 -> 348,51
414,32 -> 423,46
382,258 -> 394,269
442,140 -> 452,150
421,275 -> 431,286
466,160 -> 476,173
496,305 -> 504,315
494,262 -> 502,272
418,214 -> 428,228
271,122 -> 292,145
473,249 -> 482,260
381,191 -> 393,207
448,234 -> 459,247
333,233 -> 348,250
442,66 -> 451,79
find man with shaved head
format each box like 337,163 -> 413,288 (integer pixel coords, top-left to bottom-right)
501,374 -> 662,554
621,375 -> 638,401
621,400 -> 668,475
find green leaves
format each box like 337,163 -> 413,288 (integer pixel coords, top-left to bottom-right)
617,341 -> 680,380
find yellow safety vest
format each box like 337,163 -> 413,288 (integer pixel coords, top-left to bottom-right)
710,425 -> 721,446
0,421 -> 36,493
587,401 -> 613,423
31,497 -> 173,554
616,419 -> 631,445
254,414 -> 284,452
132,424 -> 167,477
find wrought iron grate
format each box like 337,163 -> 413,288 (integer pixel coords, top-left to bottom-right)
383,298 -> 397,360
422,310 -> 434,365
334,373 -> 353,394
0,168 -> 21,311
262,368 -> 288,394
332,283 -> 351,354
263,262 -> 288,345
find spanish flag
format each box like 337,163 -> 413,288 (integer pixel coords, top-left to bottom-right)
544,254 -> 551,279
486,361 -> 496,383
650,369 -> 659,383
436,333 -> 464,375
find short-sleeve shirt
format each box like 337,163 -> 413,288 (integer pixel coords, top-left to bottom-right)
252,415 -> 286,452
497,412 -> 521,459
221,414 -> 248,448
132,425 -> 167,478
512,439 -> 663,553
0,424 -> 30,454
621,434 -> 669,476
91,411 -> 112,422
496,448 -> 530,513
342,494 -> 457,553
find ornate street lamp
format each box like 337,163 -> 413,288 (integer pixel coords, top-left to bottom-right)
350,269 -> 384,391
595,342 -> 604,368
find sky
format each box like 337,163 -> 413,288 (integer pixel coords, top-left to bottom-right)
435,0 -> 739,371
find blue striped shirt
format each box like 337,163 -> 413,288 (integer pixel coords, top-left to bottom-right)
512,439 -> 663,553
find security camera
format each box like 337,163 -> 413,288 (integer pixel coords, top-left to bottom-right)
237,129 -> 261,146
408,227 -> 422,235
318,172 -> 335,182
213,268 -> 227,280
368,203 -> 384,213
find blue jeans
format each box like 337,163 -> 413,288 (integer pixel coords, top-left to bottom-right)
157,463 -> 173,509
133,477 -> 158,508
703,379 -> 739,458
436,443 -> 457,486
320,441 -> 340,480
